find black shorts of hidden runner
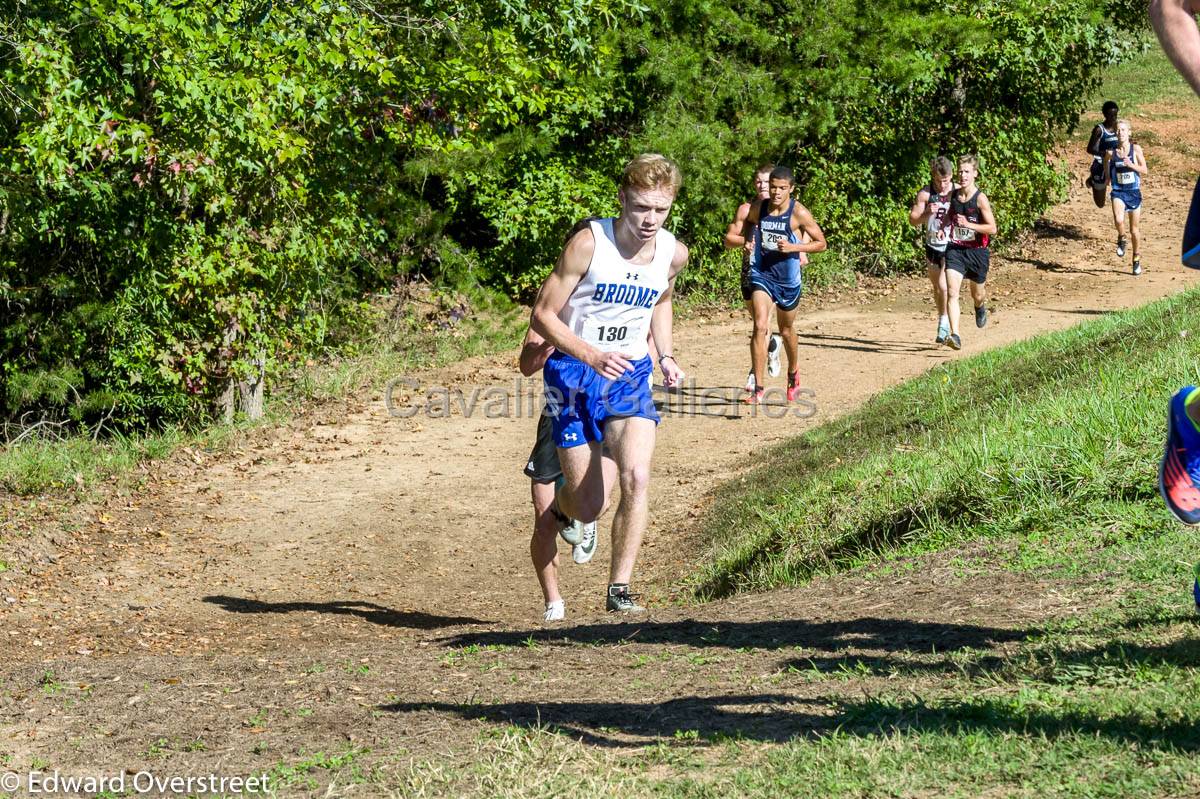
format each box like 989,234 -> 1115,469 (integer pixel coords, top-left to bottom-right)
523,412 -> 561,483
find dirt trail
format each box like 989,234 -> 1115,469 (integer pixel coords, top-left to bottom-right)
4,100 -> 1200,775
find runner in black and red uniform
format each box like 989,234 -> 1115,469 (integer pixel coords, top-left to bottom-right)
943,154 -> 997,350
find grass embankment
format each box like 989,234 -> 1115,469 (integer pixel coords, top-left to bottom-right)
693,289 -> 1200,598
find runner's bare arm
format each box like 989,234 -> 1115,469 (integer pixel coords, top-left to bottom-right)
723,202 -> 753,249
650,242 -> 689,388
1151,0 -> 1200,98
908,188 -> 932,226
530,228 -> 630,380
740,203 -> 761,256
518,327 -> 555,377
974,194 -> 999,236
1086,124 -> 1104,156
1103,150 -> 1114,187
781,204 -> 827,255
1129,144 -> 1149,175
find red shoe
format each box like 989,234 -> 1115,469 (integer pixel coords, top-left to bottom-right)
742,388 -> 764,405
786,373 -> 801,402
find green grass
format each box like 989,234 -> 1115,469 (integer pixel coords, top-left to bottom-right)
690,288 -> 1200,599
1088,41 -> 1199,114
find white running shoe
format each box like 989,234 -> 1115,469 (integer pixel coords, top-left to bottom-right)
558,517 -> 584,546
572,521 -> 597,564
767,334 -> 782,377
745,370 -> 756,392
543,600 -> 565,621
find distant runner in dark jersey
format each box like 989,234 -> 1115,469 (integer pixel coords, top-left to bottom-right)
724,164 -> 784,391
1103,119 -> 1148,275
943,155 -> 997,350
908,156 -> 956,344
738,165 -> 827,403
1086,101 -> 1120,209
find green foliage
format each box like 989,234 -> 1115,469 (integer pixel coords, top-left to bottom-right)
0,0 -> 1150,428
0,0 -> 634,429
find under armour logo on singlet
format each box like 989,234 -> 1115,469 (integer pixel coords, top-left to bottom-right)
626,273 -> 639,281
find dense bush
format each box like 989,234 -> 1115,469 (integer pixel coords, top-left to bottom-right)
0,0 -> 1145,429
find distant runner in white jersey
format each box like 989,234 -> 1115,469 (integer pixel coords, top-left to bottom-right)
529,153 -> 689,613
908,156 -> 956,344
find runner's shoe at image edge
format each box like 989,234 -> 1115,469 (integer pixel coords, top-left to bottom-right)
543,600 -> 565,622
1159,385 -> 1200,526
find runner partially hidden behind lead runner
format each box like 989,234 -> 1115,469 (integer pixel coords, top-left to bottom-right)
1085,100 -> 1120,209
738,165 -> 827,404
529,153 -> 688,614
943,154 -> 998,350
909,156 -> 956,344
1103,118 -> 1148,276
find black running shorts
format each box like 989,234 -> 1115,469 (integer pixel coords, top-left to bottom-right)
945,247 -> 990,284
523,412 -> 562,483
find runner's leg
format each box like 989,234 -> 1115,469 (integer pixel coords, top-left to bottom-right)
945,267 -> 964,337
530,480 -> 561,605
556,442 -> 616,524
602,416 -> 657,586
749,290 -> 774,389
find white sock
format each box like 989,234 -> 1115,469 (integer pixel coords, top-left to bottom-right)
939,314 -> 949,325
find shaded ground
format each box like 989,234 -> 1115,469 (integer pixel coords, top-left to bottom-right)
4,99 -> 1200,785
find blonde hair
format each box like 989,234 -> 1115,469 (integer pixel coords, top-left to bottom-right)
1117,118 -> 1132,136
620,153 -> 683,195
958,153 -> 980,172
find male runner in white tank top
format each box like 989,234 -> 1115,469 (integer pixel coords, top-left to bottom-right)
529,154 -> 689,613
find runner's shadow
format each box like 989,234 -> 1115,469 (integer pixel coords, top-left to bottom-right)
202,596 -> 490,629
382,688 -> 1200,750
1009,254 -> 1105,276
652,384 -> 790,418
437,617 -> 1027,655
381,693 -> 830,746
799,333 -> 927,354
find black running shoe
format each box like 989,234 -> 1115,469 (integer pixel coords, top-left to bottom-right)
605,584 -> 645,613
975,305 -> 988,328
946,333 -> 962,350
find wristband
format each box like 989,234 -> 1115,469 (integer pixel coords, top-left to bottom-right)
658,354 -> 675,366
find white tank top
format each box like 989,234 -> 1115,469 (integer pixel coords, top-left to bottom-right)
925,184 -> 954,250
558,218 -> 675,361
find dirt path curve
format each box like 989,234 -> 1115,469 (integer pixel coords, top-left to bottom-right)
4,100 -> 1200,776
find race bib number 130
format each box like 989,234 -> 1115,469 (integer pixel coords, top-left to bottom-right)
582,319 -> 631,347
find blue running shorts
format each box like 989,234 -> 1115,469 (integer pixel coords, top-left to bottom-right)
747,268 -> 802,312
1110,188 -> 1142,212
542,352 -> 659,448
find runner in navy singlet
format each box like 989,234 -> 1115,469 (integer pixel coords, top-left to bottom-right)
1086,101 -> 1120,208
738,166 -> 827,404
